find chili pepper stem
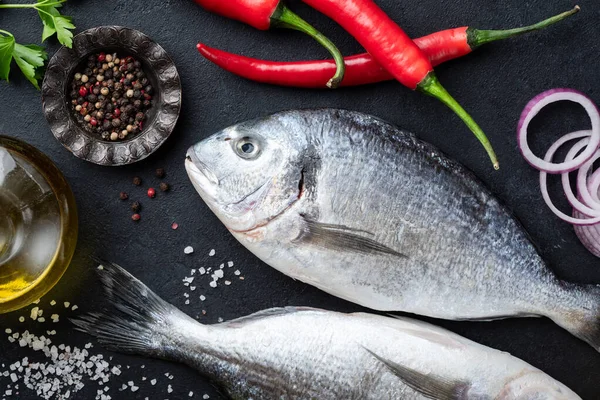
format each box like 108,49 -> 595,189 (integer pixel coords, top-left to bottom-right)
468,5 -> 580,49
271,4 -> 345,88
418,73 -> 499,170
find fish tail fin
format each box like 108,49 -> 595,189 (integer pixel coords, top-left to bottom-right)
71,261 -> 194,357
549,282 -> 600,352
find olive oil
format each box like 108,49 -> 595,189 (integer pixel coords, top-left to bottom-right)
0,136 -> 77,313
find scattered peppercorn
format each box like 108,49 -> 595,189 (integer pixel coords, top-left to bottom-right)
131,201 -> 141,213
133,176 -> 142,186
69,51 -> 154,142
119,192 -> 129,200
147,188 -> 156,198
155,168 -> 165,179
132,213 -> 141,222
159,182 -> 170,192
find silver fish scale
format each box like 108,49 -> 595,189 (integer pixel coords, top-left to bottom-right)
240,110 -> 566,319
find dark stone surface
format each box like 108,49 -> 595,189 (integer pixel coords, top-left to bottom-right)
1,0 -> 599,398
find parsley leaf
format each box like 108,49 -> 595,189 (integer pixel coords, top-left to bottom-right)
0,32 -> 15,81
37,0 -> 74,48
12,43 -> 47,89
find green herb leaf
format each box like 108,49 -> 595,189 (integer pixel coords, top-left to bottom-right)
0,32 -> 16,82
54,15 -> 74,47
12,43 -> 48,89
37,0 -> 75,48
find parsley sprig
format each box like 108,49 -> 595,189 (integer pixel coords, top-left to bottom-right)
0,0 -> 75,89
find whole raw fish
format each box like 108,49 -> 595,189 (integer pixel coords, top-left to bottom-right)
73,262 -> 580,399
185,109 -> 600,351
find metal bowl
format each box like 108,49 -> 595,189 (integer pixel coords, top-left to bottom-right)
42,26 -> 182,166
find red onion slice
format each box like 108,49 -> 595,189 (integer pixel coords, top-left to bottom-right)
561,137 -> 600,217
518,89 -> 600,173
540,131 -> 600,225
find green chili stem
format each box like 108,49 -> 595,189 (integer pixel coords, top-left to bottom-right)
271,4 -> 345,89
468,5 -> 580,49
419,73 -> 499,170
0,29 -> 13,36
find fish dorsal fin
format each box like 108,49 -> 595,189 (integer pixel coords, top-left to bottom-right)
223,306 -> 319,327
297,217 -> 406,258
366,349 -> 471,400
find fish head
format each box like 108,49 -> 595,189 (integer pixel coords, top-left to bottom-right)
498,371 -> 581,400
185,114 -> 309,233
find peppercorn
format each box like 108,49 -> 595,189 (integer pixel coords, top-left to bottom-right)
133,176 -> 142,186
131,201 -> 141,213
92,87 -> 100,95
98,53 -> 106,62
155,168 -> 165,178
126,89 -> 134,98
133,61 -> 141,69
132,213 -> 141,222
147,188 -> 156,198
119,192 -> 129,200
78,86 -> 88,97
87,94 -> 97,103
110,132 -> 119,141
84,114 -> 91,122
101,87 -> 109,96
144,85 -> 153,95
113,108 -> 121,118
112,118 -> 121,128
143,100 -> 151,108
159,182 -> 170,192
135,112 -> 144,122
90,118 -> 98,127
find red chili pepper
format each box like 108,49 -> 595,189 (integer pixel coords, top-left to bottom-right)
301,0 -> 504,168
197,6 -> 579,89
193,0 -> 346,87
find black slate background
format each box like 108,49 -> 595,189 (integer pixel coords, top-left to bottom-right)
1,0 -> 600,398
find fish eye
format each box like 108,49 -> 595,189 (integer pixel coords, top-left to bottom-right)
234,137 -> 261,160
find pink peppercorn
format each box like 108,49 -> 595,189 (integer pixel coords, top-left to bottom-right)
79,86 -> 88,97
147,188 -> 156,198
90,118 -> 98,126
113,108 -> 121,118
97,53 -> 106,62
132,213 -> 141,221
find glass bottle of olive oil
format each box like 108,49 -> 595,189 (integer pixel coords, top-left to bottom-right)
0,136 -> 78,314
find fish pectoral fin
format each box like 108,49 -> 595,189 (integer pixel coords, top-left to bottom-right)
297,217 -> 406,258
365,349 -> 470,400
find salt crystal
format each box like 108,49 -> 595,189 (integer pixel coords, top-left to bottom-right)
190,269 -> 196,275
199,295 -> 206,301
217,317 -> 223,323
19,317 -> 24,323
150,379 -> 157,386
64,302 -> 70,308
131,386 -> 139,392
209,281 -> 217,288
227,261 -> 234,268
97,265 -> 104,270
219,263 -> 224,269
184,293 -> 189,298
51,314 -> 59,323
190,286 -> 196,291
185,300 -> 190,305
198,267 -> 206,275
203,394 -> 210,399
50,300 -> 56,306
167,384 -> 173,393
208,249 -> 215,256
5,328 -> 12,334
30,307 -> 40,320
128,381 -> 134,386
184,246 -> 194,255
189,391 -> 194,397
224,281 -> 231,286
71,305 -> 78,311
214,270 -> 224,279
38,317 -> 46,323
234,270 -> 241,276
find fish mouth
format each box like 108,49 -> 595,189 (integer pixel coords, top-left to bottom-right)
185,150 -> 219,188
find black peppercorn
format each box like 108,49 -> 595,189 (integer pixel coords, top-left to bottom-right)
144,85 -> 153,95
87,94 -> 97,103
112,119 -> 121,128
135,112 -> 144,122
133,61 -> 141,69
77,97 -> 85,104
159,183 -> 170,192
133,82 -> 143,90
119,192 -> 129,200
93,87 -> 100,95
123,79 -> 131,86
133,176 -> 142,186
140,78 -> 149,86
131,201 -> 141,213
133,90 -> 141,99
102,120 -> 111,130
155,168 -> 165,179
136,71 -> 145,79
133,100 -> 142,109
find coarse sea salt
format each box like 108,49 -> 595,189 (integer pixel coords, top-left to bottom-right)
184,246 -> 194,255
208,249 -> 215,257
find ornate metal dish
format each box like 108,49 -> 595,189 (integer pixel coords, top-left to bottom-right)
42,26 -> 182,166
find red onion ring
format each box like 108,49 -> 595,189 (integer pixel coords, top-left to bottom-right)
539,131 -> 600,225
561,137 -> 600,217
518,89 -> 600,174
